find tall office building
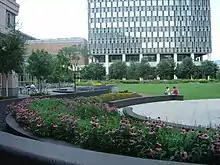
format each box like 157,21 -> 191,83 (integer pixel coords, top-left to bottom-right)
88,0 -> 212,74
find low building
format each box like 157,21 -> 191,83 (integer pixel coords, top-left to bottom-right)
19,37 -> 88,85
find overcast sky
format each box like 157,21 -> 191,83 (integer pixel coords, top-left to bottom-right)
17,0 -> 219,60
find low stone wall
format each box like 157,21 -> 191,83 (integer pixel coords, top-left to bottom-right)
0,89 -> 109,130
0,131 -> 196,165
53,85 -> 117,93
109,95 -> 184,108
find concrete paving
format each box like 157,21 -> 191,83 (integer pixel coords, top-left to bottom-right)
132,99 -> 220,127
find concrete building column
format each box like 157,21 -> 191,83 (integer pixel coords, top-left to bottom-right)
105,54 -> 109,75
89,56 -> 93,64
122,54 -> 126,62
156,54 -> 160,63
174,53 -> 177,62
191,53 -> 195,61
1,72 -> 18,97
139,54 -> 143,62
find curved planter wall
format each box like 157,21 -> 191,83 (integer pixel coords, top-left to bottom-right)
0,130 -> 197,165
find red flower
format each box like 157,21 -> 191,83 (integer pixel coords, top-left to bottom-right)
146,149 -> 153,157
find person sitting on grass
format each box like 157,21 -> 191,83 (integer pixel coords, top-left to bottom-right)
171,86 -> 179,95
164,87 -> 170,95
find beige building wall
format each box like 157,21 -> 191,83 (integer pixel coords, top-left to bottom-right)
0,0 -> 19,97
26,38 -> 89,68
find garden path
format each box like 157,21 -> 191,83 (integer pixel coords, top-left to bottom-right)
132,99 -> 220,127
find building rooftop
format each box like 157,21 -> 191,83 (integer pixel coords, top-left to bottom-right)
26,37 -> 87,44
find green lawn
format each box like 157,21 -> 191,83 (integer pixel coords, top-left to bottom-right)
118,83 -> 220,100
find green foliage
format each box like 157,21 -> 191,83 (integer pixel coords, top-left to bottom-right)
49,51 -> 72,84
157,58 -> 176,80
175,57 -> 194,79
136,58 -> 151,79
216,70 -> 220,80
192,66 -> 203,79
81,63 -> 106,80
26,49 -> 54,92
109,61 -> 127,79
0,29 -> 25,75
126,61 -> 139,80
60,45 -> 88,70
200,60 -> 219,79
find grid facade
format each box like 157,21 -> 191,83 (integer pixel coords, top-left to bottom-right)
88,0 -> 212,61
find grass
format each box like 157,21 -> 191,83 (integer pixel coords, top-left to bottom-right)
118,83 -> 220,100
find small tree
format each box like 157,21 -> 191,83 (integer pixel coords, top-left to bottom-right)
201,60 -> 219,79
49,51 -> 71,88
157,58 -> 175,80
136,58 -> 151,80
126,61 -> 139,80
81,63 -> 106,80
192,65 -> 203,79
0,29 -> 26,96
216,70 -> 220,80
26,49 -> 54,92
60,45 -> 89,71
109,61 -> 127,79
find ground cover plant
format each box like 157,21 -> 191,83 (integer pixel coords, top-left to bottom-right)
118,83 -> 220,100
9,94 -> 220,164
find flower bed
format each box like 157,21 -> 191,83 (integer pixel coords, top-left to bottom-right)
99,92 -> 141,102
8,95 -> 220,164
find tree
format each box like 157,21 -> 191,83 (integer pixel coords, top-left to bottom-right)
200,60 -> 218,79
136,58 -> 151,79
175,57 -> 194,79
216,70 -> 220,80
0,29 -> 26,96
60,45 -> 89,71
26,49 -> 54,92
109,61 -> 127,79
192,65 -> 203,79
156,58 -> 175,80
81,63 -> 106,80
49,51 -> 72,87
126,61 -> 139,80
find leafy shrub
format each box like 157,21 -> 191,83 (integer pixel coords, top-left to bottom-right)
109,79 -> 218,84
99,92 -> 141,102
9,97 -> 220,164
0,96 -> 17,100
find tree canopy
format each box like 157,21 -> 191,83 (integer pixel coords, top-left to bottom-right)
26,49 -> 54,85
0,29 -> 26,75
156,58 -> 175,80
81,63 -> 106,80
109,61 -> 127,79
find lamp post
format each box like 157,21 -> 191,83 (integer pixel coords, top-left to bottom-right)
73,72 -> 77,92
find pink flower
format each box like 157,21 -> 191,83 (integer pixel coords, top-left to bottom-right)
53,124 -> 58,128
146,149 -> 153,157
36,124 -> 42,127
200,133 -> 209,139
180,151 -> 188,160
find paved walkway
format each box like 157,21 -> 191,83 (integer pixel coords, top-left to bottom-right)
132,99 -> 220,127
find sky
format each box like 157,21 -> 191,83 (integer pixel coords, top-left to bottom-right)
17,0 -> 220,60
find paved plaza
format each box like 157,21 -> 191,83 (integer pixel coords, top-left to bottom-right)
132,99 -> 220,127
